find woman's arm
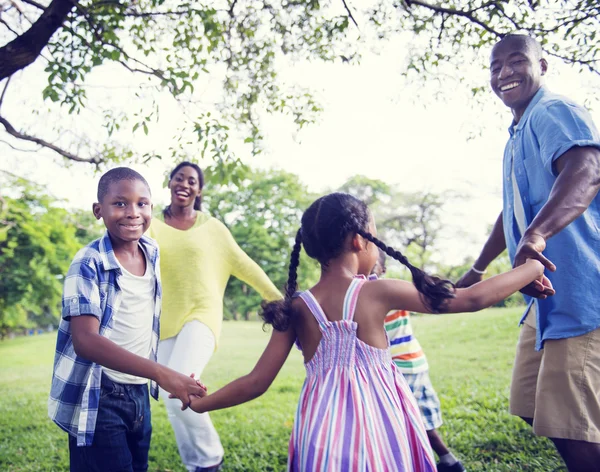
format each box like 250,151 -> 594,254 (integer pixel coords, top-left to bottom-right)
375,259 -> 547,314
221,223 -> 282,301
189,327 -> 296,413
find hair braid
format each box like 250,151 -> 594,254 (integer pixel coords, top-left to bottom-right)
261,229 -> 303,331
357,229 -> 456,313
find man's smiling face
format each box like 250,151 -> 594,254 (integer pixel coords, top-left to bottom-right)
490,36 -> 547,122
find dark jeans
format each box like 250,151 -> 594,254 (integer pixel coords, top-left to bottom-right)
69,374 -> 152,472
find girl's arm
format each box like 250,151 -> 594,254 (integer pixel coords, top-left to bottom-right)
190,327 -> 296,413
375,259 -> 547,314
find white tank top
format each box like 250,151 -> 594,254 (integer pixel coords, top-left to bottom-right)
103,248 -> 155,385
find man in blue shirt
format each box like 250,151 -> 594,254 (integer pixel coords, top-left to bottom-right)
458,34 -> 600,471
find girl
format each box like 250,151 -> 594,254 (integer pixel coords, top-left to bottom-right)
147,161 -> 281,472
185,192 -> 548,471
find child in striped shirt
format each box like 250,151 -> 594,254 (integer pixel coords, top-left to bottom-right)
373,250 -> 466,472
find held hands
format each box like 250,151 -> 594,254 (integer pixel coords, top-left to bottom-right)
514,233 -> 556,272
168,373 -> 208,413
157,366 -> 207,411
515,234 -> 556,299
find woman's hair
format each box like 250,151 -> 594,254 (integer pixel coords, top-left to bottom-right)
163,161 -> 205,217
261,192 -> 455,331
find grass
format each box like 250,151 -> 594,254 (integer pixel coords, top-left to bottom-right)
0,308 -> 566,471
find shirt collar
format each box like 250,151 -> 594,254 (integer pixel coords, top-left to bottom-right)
98,231 -> 120,271
509,86 -> 547,135
98,231 -> 158,272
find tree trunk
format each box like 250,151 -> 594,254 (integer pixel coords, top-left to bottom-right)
0,0 -> 77,80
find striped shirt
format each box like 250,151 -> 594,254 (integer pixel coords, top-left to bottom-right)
385,310 -> 429,374
48,232 -> 162,446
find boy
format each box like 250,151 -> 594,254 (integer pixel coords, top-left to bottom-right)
372,250 -> 465,472
48,167 -> 205,472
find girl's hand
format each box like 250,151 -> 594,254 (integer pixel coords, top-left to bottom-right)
189,396 -> 206,413
520,260 -> 554,299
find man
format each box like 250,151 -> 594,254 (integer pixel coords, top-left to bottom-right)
457,34 -> 600,472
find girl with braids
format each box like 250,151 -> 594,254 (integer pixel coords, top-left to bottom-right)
184,192 -> 548,471
147,162 -> 281,472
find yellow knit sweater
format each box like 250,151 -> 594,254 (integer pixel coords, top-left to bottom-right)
147,213 -> 282,345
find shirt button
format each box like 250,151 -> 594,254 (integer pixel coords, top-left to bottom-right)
71,298 -> 77,304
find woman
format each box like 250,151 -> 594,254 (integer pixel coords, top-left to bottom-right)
148,161 -> 281,472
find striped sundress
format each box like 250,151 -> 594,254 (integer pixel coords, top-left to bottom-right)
288,277 -> 436,471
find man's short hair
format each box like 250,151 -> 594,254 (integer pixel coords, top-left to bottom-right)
97,167 -> 151,202
494,34 -> 543,60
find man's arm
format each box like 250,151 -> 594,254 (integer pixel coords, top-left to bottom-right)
514,146 -> 600,269
456,212 -> 506,288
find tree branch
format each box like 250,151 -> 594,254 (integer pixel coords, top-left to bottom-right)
0,138 -> 39,152
0,114 -> 102,163
21,0 -> 48,10
0,0 -> 76,80
341,0 -> 359,29
405,0 -> 502,37
0,16 -> 22,37
0,77 -> 12,110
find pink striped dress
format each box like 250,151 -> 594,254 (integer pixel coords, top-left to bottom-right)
288,277 -> 436,471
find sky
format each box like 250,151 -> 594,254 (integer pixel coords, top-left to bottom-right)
1,35 -> 599,265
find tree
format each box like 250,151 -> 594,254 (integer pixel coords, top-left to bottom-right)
368,1 -> 600,87
206,168 -> 319,320
0,172 -> 101,337
339,175 -> 450,270
0,0 -> 354,175
2,1 -> 599,177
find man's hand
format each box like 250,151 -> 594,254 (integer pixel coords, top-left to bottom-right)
514,233 -> 556,272
157,366 -> 207,410
456,268 -> 483,288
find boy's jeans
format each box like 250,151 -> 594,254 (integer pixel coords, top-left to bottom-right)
69,374 -> 152,472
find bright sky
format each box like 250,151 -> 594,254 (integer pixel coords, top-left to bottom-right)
1,36 -> 598,265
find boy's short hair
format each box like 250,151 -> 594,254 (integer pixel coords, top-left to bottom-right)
97,167 -> 151,202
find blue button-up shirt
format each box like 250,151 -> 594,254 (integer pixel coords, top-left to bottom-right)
48,232 -> 162,446
503,87 -> 600,350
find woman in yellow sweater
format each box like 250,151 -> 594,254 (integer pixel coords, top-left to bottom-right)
148,162 -> 281,472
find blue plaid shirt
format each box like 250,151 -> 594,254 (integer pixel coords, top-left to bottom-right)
48,232 -> 162,446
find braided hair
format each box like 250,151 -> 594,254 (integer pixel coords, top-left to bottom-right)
163,161 -> 204,218
261,192 -> 455,331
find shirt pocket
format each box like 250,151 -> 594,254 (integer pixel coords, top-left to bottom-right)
521,155 -> 548,209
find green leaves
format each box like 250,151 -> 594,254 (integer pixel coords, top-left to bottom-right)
0,174 -> 102,337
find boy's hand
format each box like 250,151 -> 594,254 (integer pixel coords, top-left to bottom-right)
157,366 -> 206,410
169,373 -> 208,400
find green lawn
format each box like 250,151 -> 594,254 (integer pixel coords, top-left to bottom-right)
0,308 -> 565,471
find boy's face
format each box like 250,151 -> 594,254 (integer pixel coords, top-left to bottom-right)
93,179 -> 153,245
490,38 -> 547,120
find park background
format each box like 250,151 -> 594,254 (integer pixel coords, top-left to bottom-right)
1,1 -> 598,470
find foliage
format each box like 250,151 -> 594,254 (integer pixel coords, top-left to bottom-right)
2,1 -> 600,179
0,173 -> 101,337
0,311 -> 565,470
339,175 -> 453,270
0,0 -> 354,175
367,0 -> 600,95
206,168 -> 319,320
